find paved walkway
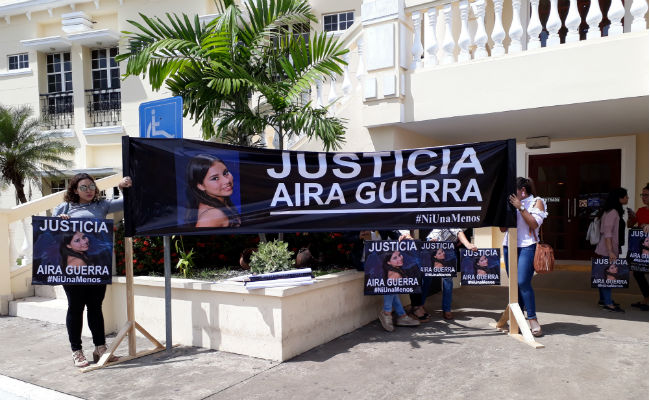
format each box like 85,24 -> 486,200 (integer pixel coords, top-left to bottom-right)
0,268 -> 647,400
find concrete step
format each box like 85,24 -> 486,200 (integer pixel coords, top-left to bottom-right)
9,296 -> 105,336
34,285 -> 67,299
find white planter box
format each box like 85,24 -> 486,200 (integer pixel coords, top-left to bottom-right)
107,270 -> 382,361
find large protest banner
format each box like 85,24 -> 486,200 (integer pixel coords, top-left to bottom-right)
32,216 -> 114,285
122,137 -> 516,236
627,228 -> 648,272
591,257 -> 629,289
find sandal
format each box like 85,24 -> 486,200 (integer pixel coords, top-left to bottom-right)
528,319 -> 542,337
442,311 -> 454,320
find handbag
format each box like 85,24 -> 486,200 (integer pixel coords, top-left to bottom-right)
533,226 -> 555,274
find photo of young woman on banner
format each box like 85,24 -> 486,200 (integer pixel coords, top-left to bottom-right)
32,216 -> 114,285
363,240 -> 422,295
419,241 -> 457,277
627,228 -> 649,272
460,248 -> 500,286
591,257 -> 630,288
178,152 -> 242,228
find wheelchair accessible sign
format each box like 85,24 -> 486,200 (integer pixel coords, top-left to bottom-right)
139,96 -> 183,139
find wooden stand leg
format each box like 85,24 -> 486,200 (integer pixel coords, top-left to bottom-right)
80,236 -> 169,372
490,228 -> 544,349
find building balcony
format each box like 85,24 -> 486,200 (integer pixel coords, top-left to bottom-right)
39,92 -> 74,130
85,88 -> 121,127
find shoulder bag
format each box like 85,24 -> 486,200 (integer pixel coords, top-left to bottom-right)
533,226 -> 555,274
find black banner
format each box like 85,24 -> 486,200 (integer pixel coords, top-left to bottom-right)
627,228 -> 648,272
32,217 -> 114,285
460,248 -> 501,286
591,257 -> 629,288
363,240 -> 422,295
123,137 -> 516,236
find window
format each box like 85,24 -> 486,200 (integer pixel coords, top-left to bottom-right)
46,52 -> 72,93
50,179 -> 67,194
8,53 -> 28,70
323,11 -> 354,33
91,48 -> 120,90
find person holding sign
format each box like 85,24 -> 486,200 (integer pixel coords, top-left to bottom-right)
410,228 -> 476,321
503,177 -> 548,337
53,173 -> 132,368
377,250 -> 421,331
594,187 -> 629,313
185,154 -> 241,228
628,183 -> 648,311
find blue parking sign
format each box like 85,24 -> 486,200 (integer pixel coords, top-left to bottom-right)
139,96 -> 183,139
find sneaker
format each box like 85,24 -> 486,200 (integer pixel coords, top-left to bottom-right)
395,314 -> 420,327
72,350 -> 89,368
93,344 -> 119,363
604,305 -> 625,313
377,310 -> 394,332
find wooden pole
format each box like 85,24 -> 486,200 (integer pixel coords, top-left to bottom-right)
125,236 -> 136,356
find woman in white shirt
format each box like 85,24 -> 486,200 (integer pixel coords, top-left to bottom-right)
503,177 -> 548,337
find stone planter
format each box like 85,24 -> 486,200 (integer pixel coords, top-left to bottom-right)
107,269 -> 381,361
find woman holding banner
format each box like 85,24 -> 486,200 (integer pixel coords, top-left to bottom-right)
594,187 -> 629,313
377,250 -> 421,332
53,173 -> 132,368
503,177 -> 547,337
408,229 -> 476,322
629,183 -> 648,311
185,154 -> 241,228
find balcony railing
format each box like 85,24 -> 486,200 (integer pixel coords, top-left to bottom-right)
39,92 -> 74,130
407,0 -> 648,69
85,88 -> 121,127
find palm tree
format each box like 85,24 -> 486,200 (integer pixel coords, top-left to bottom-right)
0,105 -> 75,204
117,0 -> 348,151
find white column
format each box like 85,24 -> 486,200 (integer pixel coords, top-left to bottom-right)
607,0 -> 625,36
509,0 -> 524,53
630,0 -> 649,32
425,7 -> 439,66
341,53 -> 351,95
472,0 -> 489,59
411,11 -> 424,70
355,37 -> 365,81
546,0 -> 562,46
18,218 -> 32,265
565,0 -> 581,42
327,78 -> 338,104
585,0 -> 603,39
491,0 -> 506,56
441,4 -> 456,64
458,0 -> 472,61
315,79 -> 323,108
527,0 -> 543,49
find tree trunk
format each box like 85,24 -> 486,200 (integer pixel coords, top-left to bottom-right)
12,179 -> 28,204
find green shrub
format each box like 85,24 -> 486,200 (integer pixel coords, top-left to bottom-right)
249,240 -> 294,274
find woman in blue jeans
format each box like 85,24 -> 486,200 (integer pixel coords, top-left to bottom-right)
502,177 -> 548,337
377,250 -> 420,331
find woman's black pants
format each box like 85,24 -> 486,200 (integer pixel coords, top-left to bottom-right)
63,285 -> 107,351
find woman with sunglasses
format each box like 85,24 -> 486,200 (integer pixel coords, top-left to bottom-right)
53,173 -> 132,367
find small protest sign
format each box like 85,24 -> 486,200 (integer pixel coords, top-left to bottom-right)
32,216 -> 114,285
591,257 -> 629,288
460,248 -> 501,286
626,228 -> 648,272
419,241 -> 457,277
363,240 -> 422,295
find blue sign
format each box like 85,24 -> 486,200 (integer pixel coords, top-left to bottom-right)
139,96 -> 183,139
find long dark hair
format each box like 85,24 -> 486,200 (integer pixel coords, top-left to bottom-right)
601,187 -> 627,218
382,251 -> 405,281
59,232 -> 90,266
516,177 -> 536,197
64,173 -> 99,203
603,263 -> 618,280
474,255 -> 489,273
185,154 -> 240,226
